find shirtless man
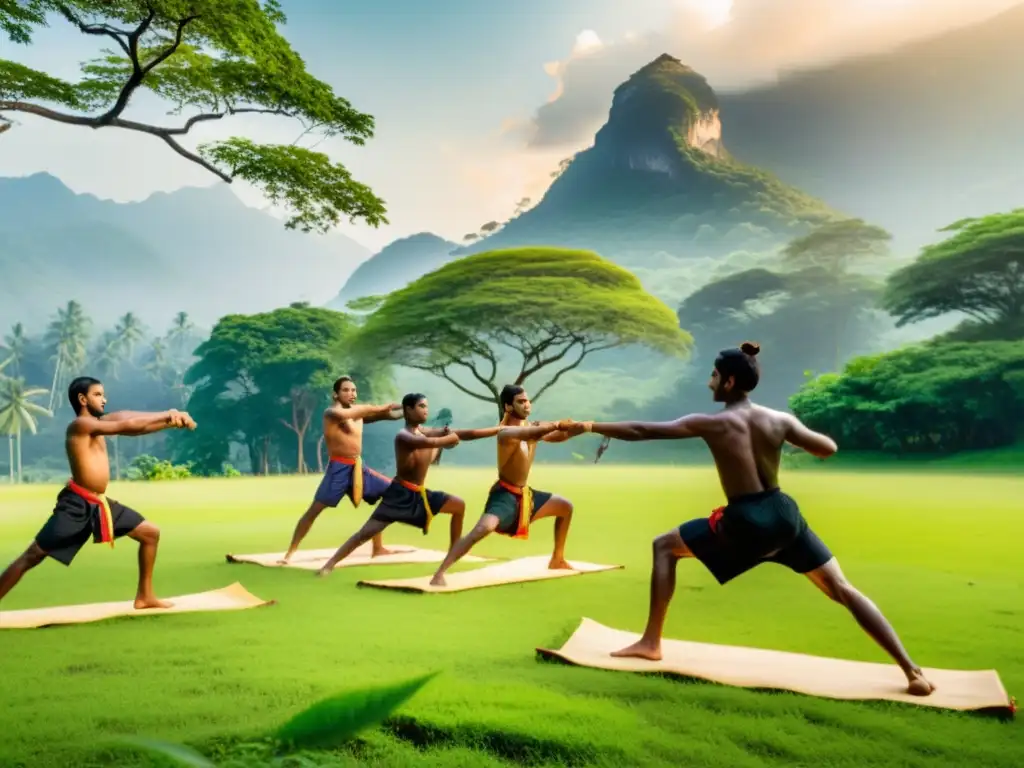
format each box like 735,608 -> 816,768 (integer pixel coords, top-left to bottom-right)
317,392 -> 500,575
281,376 -> 401,563
577,342 -> 935,696
0,376 -> 195,609
428,384 -> 581,587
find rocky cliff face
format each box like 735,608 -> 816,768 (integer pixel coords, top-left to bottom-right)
448,53 -> 835,286
590,54 -> 726,179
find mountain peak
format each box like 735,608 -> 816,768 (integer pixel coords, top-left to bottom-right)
590,55 -> 724,175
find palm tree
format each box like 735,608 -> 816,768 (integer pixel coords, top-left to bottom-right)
0,378 -> 52,484
45,300 -> 92,412
1,323 -> 29,377
166,311 -> 196,355
113,312 -> 147,363
0,357 -> 12,482
92,330 -> 127,380
91,331 -> 129,480
145,338 -> 170,383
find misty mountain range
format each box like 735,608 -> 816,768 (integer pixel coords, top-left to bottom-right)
2,4 -> 1021,330
0,173 -> 368,331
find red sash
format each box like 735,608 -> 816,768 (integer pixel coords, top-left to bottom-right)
67,479 -> 115,548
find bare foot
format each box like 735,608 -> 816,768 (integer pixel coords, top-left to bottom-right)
134,596 -> 173,610
316,566 -> 333,578
548,557 -> 574,571
906,669 -> 936,696
429,574 -> 447,587
277,557 -> 292,565
610,639 -> 663,661
372,547 -> 397,557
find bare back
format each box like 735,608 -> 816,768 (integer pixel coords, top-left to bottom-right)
702,403 -> 793,500
65,419 -> 111,494
322,405 -> 364,458
497,434 -> 537,487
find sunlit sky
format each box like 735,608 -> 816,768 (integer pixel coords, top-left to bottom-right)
1,0 -> 1018,252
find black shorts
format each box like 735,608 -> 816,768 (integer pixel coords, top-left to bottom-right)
678,488 -> 832,585
34,487 -> 146,566
370,479 -> 451,533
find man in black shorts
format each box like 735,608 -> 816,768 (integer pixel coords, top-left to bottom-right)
0,376 -> 196,609
577,342 -> 936,697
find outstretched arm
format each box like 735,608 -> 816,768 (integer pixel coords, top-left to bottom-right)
100,411 -> 151,422
452,425 -> 501,441
329,402 -> 401,423
396,431 -> 461,450
498,421 -> 559,442
366,404 -> 404,423
72,411 -> 194,437
783,415 -> 838,458
585,414 -> 719,441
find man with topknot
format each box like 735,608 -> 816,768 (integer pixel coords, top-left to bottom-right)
575,342 -> 935,697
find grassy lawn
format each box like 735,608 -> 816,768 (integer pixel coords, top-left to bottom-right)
0,465 -> 1021,767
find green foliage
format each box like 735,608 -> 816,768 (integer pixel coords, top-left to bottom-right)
127,453 -> 192,481
782,218 -> 892,274
355,247 -> 692,411
882,209 -> 1024,334
182,305 -> 393,474
668,136 -> 836,229
111,672 -> 438,766
677,267 -> 788,329
0,0 -> 385,233
789,341 -> 1024,454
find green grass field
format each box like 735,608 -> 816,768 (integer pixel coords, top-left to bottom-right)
0,466 -> 1021,767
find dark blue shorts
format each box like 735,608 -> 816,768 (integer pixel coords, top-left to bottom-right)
313,458 -> 391,508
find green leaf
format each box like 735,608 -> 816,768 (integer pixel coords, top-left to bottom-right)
275,671 -> 438,749
0,60 -> 83,106
111,737 -> 215,767
0,0 -> 45,45
197,138 -> 388,234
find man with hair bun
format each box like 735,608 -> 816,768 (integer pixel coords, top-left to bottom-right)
577,342 -> 935,697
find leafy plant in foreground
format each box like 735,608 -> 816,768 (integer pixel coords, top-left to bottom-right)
111,672 -> 438,766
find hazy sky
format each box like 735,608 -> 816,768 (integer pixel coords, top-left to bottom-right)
1,0 -> 1018,252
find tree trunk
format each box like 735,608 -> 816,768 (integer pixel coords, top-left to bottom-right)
317,433 -> 325,473
295,427 -> 307,474
16,425 -> 22,484
7,434 -> 12,483
261,435 -> 270,475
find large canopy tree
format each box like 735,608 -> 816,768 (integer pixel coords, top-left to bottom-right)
354,247 -> 693,415
0,1 -> 386,233
181,304 -> 393,475
882,209 -> 1024,341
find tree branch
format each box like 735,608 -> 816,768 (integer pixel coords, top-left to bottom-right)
54,4 -> 132,57
529,341 -> 621,403
432,364 -> 496,404
158,133 -> 231,181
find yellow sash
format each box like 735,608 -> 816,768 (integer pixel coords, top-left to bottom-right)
399,478 -> 433,534
331,456 -> 364,506
497,480 -> 533,540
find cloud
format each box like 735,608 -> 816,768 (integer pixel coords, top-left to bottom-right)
519,0 -> 1021,150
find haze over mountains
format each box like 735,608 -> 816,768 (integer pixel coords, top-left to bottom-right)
0,173 -> 369,331
6,5 -> 1021,335
716,1 -> 1024,253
